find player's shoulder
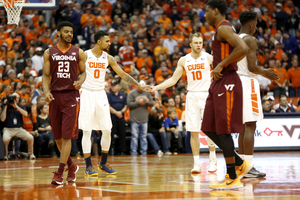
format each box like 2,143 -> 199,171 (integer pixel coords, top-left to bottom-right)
178,54 -> 188,64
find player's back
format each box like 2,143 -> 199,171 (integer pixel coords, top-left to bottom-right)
49,44 -> 79,91
82,50 -> 109,90
211,20 -> 238,72
183,52 -> 212,92
237,33 -> 257,78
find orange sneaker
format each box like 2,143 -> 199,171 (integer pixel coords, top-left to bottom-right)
236,160 -> 253,179
210,177 -> 243,190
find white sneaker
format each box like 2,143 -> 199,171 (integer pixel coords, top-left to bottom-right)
157,150 -> 163,157
208,158 -> 217,172
164,151 -> 172,155
191,162 -> 201,173
4,155 -> 9,160
29,154 -> 36,160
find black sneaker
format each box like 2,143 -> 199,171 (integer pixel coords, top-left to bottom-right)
244,167 -> 266,178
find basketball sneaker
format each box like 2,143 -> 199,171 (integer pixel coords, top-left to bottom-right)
236,160 -> 253,179
191,162 -> 201,174
244,167 -> 266,178
157,150 -> 163,157
208,158 -> 217,173
66,163 -> 79,182
98,163 -> 117,174
164,151 -> 172,155
210,177 -> 243,190
85,166 -> 98,176
51,171 -> 63,185
210,190 -> 243,197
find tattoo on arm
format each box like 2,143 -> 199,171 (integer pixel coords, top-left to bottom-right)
123,74 -> 139,86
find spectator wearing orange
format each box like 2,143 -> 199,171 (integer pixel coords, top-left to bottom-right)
80,8 -> 95,27
270,60 -> 288,97
270,41 -> 284,61
95,10 -> 112,28
0,83 -> 11,98
25,26 -> 39,44
287,60 -> 300,97
261,10 -> 272,28
3,69 -> 21,85
98,0 -> 112,16
155,63 -> 173,84
17,84 -> 30,103
238,0 -> 249,13
0,44 -> 8,62
130,15 -> 140,30
119,40 -> 135,73
41,29 -> 53,47
284,1 -> 294,16
19,19 -> 31,37
172,28 -> 185,48
167,97 -> 182,120
157,13 -> 173,30
136,49 -> 153,74
5,31 -> 20,50
154,38 -> 169,62
178,15 -> 192,36
200,22 -> 214,41
230,4 -> 239,19
0,25 -> 9,46
7,41 -> 20,59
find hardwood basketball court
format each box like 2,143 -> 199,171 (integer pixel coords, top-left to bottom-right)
0,151 -> 299,200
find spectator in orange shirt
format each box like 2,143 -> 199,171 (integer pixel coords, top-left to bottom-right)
17,84 -> 30,103
136,49 -> 153,74
3,69 -> 21,85
167,97 -> 182,120
238,0 -> 249,13
119,40 -> 136,72
0,25 -> 9,46
178,15 -> 192,36
130,15 -> 141,30
172,28 -> 185,48
154,38 -> 169,62
155,63 -> 173,84
5,31 -> 20,50
201,22 -> 214,41
157,12 -> 173,30
80,8 -> 95,28
284,1 -> 294,16
271,60 -> 288,97
7,41 -> 20,59
270,41 -> 284,61
230,4 -> 240,19
261,9 -> 272,28
25,26 -> 39,44
287,59 -> 300,97
0,83 -> 11,98
98,0 -> 112,16
95,10 -> 112,28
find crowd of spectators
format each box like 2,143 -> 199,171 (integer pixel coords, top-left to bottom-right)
1,0 -> 300,158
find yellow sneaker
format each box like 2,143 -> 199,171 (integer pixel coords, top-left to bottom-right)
236,160 -> 253,179
210,190 -> 243,198
210,177 -> 243,190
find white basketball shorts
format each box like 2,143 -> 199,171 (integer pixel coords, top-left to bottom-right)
79,88 -> 112,132
185,91 -> 208,132
239,76 -> 263,124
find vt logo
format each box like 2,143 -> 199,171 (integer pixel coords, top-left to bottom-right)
282,125 -> 300,139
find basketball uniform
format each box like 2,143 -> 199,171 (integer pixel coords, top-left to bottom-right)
78,50 -> 112,132
48,44 -> 80,140
202,20 -> 243,135
237,33 -> 263,123
183,52 -> 212,132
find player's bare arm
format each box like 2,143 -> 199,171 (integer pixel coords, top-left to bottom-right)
108,55 -> 151,91
152,56 -> 185,92
73,49 -> 87,90
42,49 -> 55,103
244,36 -> 279,81
213,26 -> 249,80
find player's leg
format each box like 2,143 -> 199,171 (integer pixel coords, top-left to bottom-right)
207,136 -> 217,172
98,129 -> 116,174
238,125 -> 245,159
82,129 -> 98,176
190,131 -> 201,173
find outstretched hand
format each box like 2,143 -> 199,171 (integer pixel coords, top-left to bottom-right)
263,68 -> 279,81
139,84 -> 153,92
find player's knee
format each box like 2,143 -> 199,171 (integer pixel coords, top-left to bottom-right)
102,130 -> 111,138
245,122 -> 256,132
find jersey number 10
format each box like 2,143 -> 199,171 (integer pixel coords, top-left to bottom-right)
191,71 -> 202,80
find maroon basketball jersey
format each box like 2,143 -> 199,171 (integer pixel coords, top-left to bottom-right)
49,44 -> 79,91
212,20 -> 238,71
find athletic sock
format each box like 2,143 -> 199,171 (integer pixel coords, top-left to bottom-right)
227,163 -> 237,179
85,156 -> 92,169
193,155 -> 199,164
209,151 -> 216,160
100,152 -> 108,166
244,155 -> 253,164
67,156 -> 73,167
58,163 -> 66,174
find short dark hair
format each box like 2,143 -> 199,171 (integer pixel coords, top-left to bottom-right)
206,0 -> 228,16
279,94 -> 287,102
94,31 -> 109,43
37,104 -> 45,115
57,21 -> 73,32
239,11 -> 257,25
21,84 -> 29,90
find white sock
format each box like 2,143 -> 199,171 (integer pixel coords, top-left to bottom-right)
244,155 -> 253,164
239,154 -> 245,160
193,155 -> 199,164
209,151 -> 216,159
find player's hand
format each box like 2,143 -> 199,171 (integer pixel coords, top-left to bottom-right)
263,68 -> 279,81
73,81 -> 82,90
45,92 -> 55,103
139,84 -> 152,92
213,64 -> 224,81
150,85 -> 156,92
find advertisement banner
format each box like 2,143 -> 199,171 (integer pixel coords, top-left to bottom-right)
199,117 -> 300,150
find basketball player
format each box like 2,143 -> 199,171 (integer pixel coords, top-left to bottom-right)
42,21 -> 86,185
79,31 -> 151,176
237,11 -> 278,178
202,0 -> 253,190
150,33 -> 218,174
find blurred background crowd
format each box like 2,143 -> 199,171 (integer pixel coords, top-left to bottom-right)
1,0 -> 300,159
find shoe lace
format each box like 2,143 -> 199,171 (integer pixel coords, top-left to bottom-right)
104,163 -> 112,170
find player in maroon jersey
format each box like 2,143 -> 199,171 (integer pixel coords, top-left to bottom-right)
202,0 -> 252,190
42,21 -> 86,185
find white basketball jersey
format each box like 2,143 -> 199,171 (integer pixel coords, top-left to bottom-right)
82,50 -> 109,90
183,52 -> 212,92
237,33 -> 257,78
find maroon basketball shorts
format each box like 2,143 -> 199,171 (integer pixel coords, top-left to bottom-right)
202,71 -> 243,135
49,90 -> 80,140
